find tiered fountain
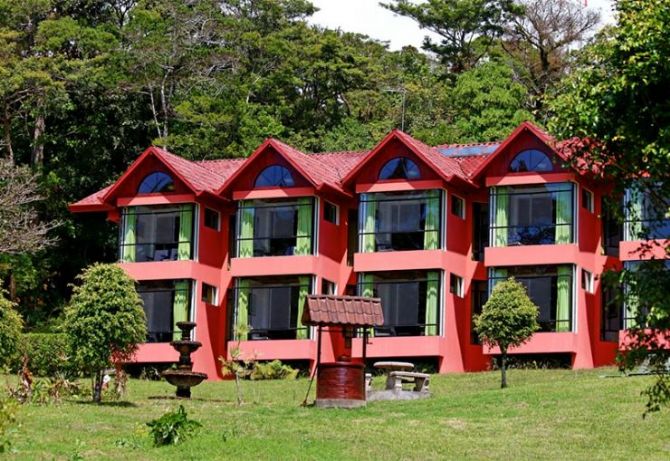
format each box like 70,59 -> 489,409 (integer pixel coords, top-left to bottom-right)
162,321 -> 208,398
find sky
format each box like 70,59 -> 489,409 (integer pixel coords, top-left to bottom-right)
308,0 -> 615,51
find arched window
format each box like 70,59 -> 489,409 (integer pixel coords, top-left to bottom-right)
138,172 -> 175,193
379,157 -> 421,180
255,165 -> 295,187
509,149 -> 553,173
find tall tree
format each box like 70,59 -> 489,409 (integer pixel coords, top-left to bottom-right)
548,0 -> 670,413
0,159 -> 59,254
504,0 -> 600,117
381,0 -> 521,73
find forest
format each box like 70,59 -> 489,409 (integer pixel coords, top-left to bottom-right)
0,0 -> 639,328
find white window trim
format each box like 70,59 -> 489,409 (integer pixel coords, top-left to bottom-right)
451,193 -> 466,219
204,206 -> 221,231
582,187 -> 595,213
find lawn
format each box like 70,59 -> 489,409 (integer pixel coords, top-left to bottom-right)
3,368 -> 669,460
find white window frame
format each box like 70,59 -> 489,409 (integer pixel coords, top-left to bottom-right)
451,194 -> 466,219
450,273 -> 464,298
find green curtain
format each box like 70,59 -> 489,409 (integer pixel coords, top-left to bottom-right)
490,268 -> 508,293
177,205 -> 193,260
122,208 -> 136,262
555,186 -> 573,244
425,271 -> 439,336
556,266 -> 572,332
296,276 -> 310,339
362,194 -> 377,252
295,198 -> 313,255
627,188 -> 643,240
236,279 -> 250,340
361,274 -> 375,336
173,281 -> 190,340
423,190 -> 441,250
239,201 -> 254,258
494,187 -> 508,247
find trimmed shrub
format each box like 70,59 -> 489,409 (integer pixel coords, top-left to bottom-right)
0,293 -> 23,370
19,333 -> 72,377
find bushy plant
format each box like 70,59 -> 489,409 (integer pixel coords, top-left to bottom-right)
18,333 -> 72,377
0,292 -> 24,370
64,264 -> 146,402
146,405 -> 202,447
251,360 -> 298,380
475,277 -> 539,388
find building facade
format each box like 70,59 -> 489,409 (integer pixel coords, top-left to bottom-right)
70,122 -> 669,379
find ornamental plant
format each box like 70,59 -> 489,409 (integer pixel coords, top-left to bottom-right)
147,405 -> 202,447
475,277 -> 539,388
64,264 -> 146,402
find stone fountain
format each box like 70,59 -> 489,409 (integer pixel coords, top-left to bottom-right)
162,321 -> 208,398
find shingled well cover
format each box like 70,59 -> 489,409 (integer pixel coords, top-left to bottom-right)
302,295 -> 384,327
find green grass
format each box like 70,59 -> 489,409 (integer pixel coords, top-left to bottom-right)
3,368 -> 670,460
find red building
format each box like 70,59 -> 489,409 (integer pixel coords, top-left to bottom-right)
70,121 -> 669,379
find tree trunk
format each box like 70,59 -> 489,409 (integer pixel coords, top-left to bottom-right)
93,370 -> 104,403
500,349 -> 508,389
31,112 -> 46,166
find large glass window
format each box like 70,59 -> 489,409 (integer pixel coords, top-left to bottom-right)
120,205 -> 194,262
471,280 -> 488,344
137,280 -> 192,343
359,190 -> 442,252
624,185 -> 670,240
232,276 -> 312,340
472,202 -> 489,261
602,196 -> 623,256
358,270 -> 441,337
236,198 -> 314,257
489,265 -> 574,332
601,282 -> 623,341
622,260 -> 670,329
491,183 -> 575,246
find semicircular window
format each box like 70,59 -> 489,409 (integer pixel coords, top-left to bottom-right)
255,165 -> 295,188
138,172 -> 175,194
509,149 -> 553,173
379,157 -> 421,180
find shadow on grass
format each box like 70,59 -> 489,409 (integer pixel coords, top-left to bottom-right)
147,395 -> 232,403
74,400 -> 139,408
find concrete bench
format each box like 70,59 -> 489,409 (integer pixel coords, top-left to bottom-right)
387,371 -> 430,393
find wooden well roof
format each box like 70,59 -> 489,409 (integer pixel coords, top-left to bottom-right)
302,295 -> 384,327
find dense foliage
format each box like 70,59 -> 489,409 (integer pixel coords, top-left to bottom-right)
475,277 -> 539,388
64,263 -> 146,402
0,292 -> 23,370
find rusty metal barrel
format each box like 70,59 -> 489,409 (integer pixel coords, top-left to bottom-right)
316,361 -> 365,408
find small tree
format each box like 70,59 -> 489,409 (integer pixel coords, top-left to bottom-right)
64,264 -> 146,402
475,278 -> 539,388
0,292 -> 23,370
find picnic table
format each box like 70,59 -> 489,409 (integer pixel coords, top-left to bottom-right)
371,361 -> 429,393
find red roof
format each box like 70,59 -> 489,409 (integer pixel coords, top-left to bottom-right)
302,295 -> 384,327
70,121 -> 569,211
